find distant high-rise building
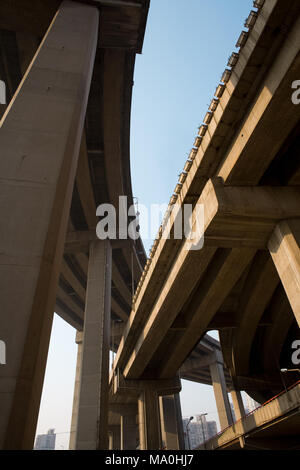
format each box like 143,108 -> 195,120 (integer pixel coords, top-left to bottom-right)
206,420 -> 217,439
245,394 -> 260,413
34,429 -> 56,450
183,415 -> 217,449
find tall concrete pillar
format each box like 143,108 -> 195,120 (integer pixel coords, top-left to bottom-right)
138,389 -> 161,450
0,1 -> 98,449
230,389 -> 246,422
121,408 -> 137,450
159,394 -> 184,450
76,240 -> 112,450
210,361 -> 233,430
108,425 -> 121,450
174,393 -> 185,450
69,331 -> 83,450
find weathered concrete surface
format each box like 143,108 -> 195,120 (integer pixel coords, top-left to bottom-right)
0,0 -> 98,449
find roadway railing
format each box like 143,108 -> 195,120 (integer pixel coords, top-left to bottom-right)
201,379 -> 300,448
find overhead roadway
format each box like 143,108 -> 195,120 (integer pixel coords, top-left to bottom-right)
111,0 -> 300,405
0,0 -> 149,335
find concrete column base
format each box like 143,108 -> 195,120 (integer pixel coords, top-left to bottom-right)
109,425 -> 121,450
138,389 -> 161,450
159,394 -> 184,450
69,331 -> 83,450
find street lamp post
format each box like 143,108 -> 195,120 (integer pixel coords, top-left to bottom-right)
186,416 -> 194,450
281,368 -> 300,373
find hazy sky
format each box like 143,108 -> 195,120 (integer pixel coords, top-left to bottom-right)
36,0 -> 254,449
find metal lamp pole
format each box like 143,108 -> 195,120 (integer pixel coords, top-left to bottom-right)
186,416 -> 194,450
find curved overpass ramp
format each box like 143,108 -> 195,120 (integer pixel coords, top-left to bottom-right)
0,0 -> 149,449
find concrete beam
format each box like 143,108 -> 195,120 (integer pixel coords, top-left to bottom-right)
113,370 -> 181,398
180,354 -> 216,374
64,230 -> 96,254
202,178 -> 300,249
122,246 -> 217,379
64,231 -> 136,254
0,1 -> 98,449
268,219 -> 300,326
217,13 -> 300,184
235,375 -> 282,391
112,261 -> 132,306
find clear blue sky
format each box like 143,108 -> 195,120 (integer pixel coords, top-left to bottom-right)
36,0 -> 253,449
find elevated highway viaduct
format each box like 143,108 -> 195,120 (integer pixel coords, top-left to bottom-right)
0,0 -> 149,450
0,0 -> 300,451
0,0 -> 227,451
109,0 -> 300,449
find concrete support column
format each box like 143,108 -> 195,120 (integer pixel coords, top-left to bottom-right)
268,220 -> 300,326
210,361 -> 233,430
76,240 -> 112,449
159,394 -> 184,450
138,388 -> 161,450
108,425 -> 121,450
113,373 -> 181,450
69,331 -> 83,450
230,389 -> 246,422
0,1 -> 98,449
121,410 -> 137,450
175,393 -> 185,449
